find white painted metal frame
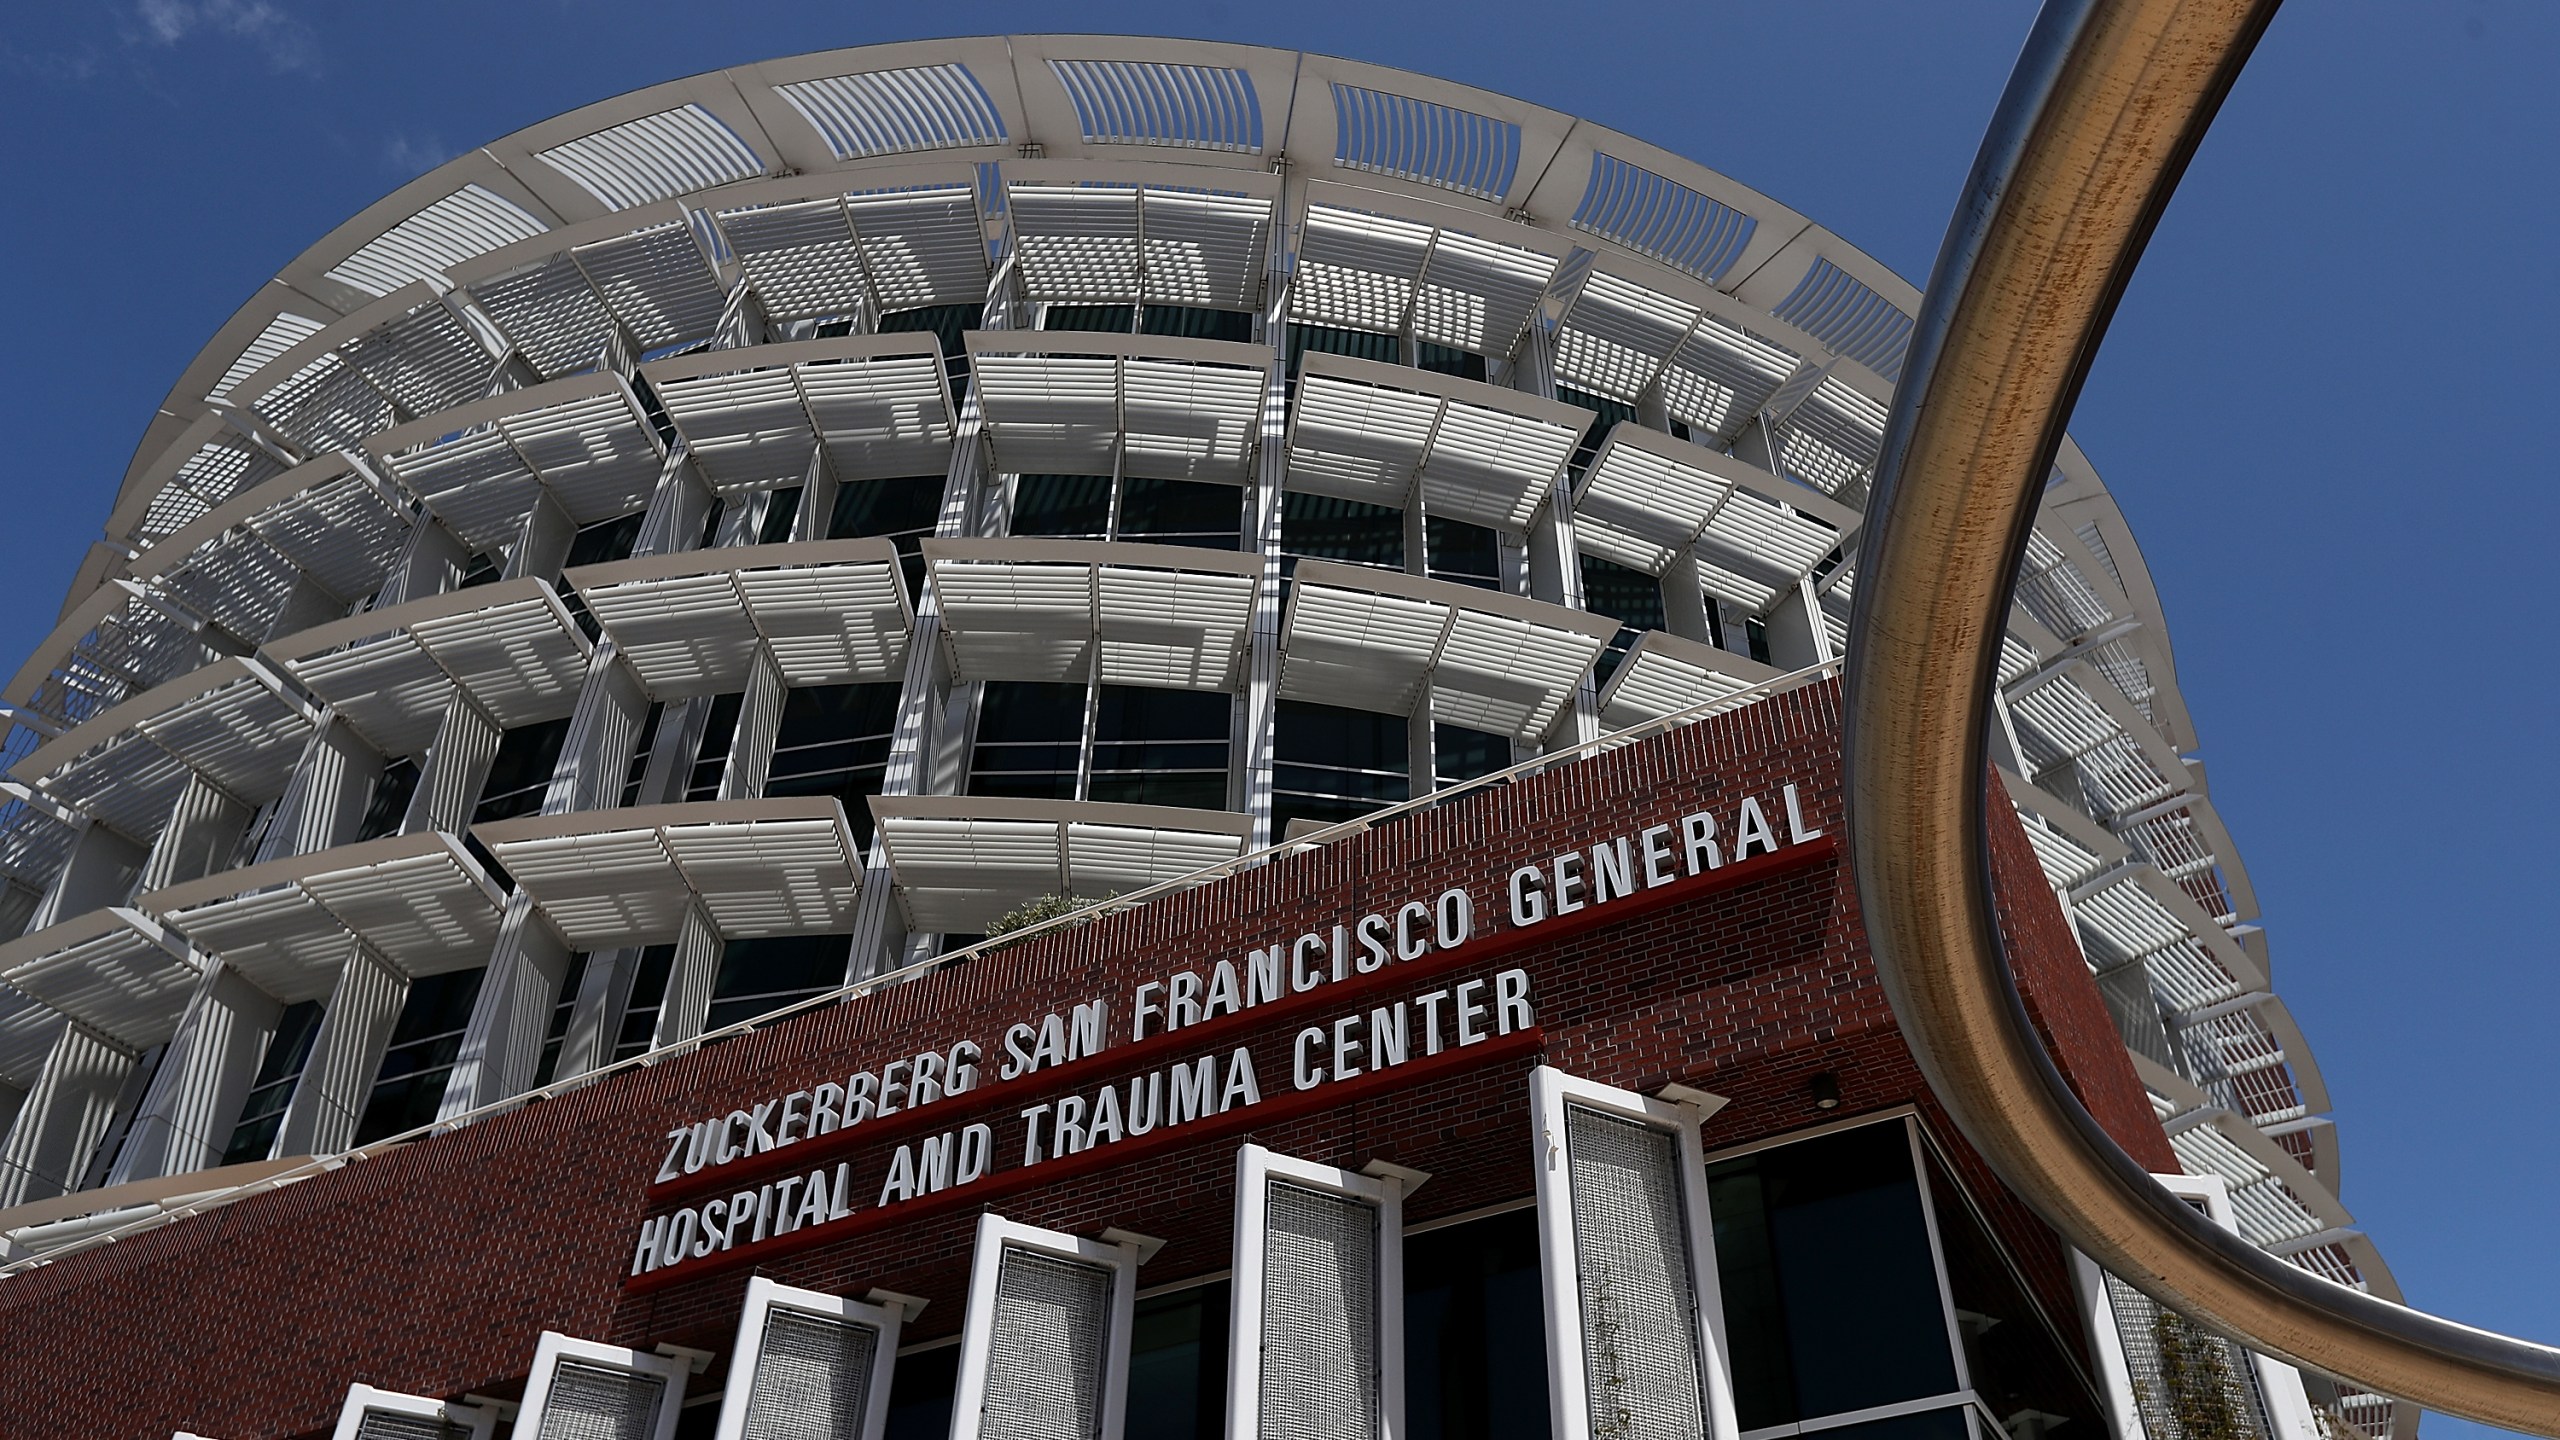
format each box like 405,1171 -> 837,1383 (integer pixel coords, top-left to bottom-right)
1225,1142 -> 1411,1440
1528,1064 -> 1738,1440
514,1331 -> 689,1440
712,1276 -> 908,1440
949,1212 -> 1141,1440
332,1383 -> 499,1440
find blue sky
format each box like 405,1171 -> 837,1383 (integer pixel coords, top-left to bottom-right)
2,3 -> 2551,1431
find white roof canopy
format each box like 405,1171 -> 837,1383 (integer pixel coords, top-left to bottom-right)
143,833 -> 508,1003
0,909 -> 204,1052
1594,632 -> 1787,730
964,332 -> 1271,484
1007,168 -> 1277,310
369,373 -> 668,552
1285,352 -> 1589,531
1291,184 -> 1568,358
871,794 -> 1250,935
11,658 -> 317,842
925,539 -> 1260,691
566,539 -> 912,698
1279,560 -> 1617,740
642,334 -> 955,495
475,797 -> 866,947
265,578 -> 593,758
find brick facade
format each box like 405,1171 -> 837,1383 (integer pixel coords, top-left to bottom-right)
0,680 -> 2173,1440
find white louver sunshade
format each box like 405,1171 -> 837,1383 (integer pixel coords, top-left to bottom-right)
10,658 -> 314,843
844,185 -> 988,311
267,579 -> 593,758
1573,426 -> 1857,598
370,374 -> 667,551
951,1215 -> 1140,1440
925,539 -> 1259,690
142,832 -> 506,1004
1596,633 -> 1786,731
516,1333 -> 688,1440
1529,1066 -> 1735,1440
965,333 -> 1271,484
872,795 -> 1250,935
135,454 -> 413,617
1286,353 -> 1588,531
568,539 -> 911,697
332,1385 -> 497,1440
1008,177 -> 1276,310
0,909 -> 205,1052
714,1278 -> 906,1440
1229,1145 -> 1407,1440
714,194 -> 873,324
476,798 -> 867,948
643,335 -> 955,494
1293,185 -> 1567,358
1558,269 -> 1799,441
1280,561 -> 1617,741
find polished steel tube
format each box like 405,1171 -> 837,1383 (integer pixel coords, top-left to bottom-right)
1845,0 -> 2560,1429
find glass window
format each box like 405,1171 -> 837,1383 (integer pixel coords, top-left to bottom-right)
458,550 -> 504,590
1118,476 -> 1243,550
1044,303 -> 1135,333
1580,553 -> 1664,688
1707,1120 -> 1961,1430
1127,1279 -> 1232,1440
879,303 -> 977,377
565,510 -> 646,569
1144,306 -> 1253,343
1416,342 -> 1489,381
704,934 -> 848,1032
612,944 -> 678,1062
764,682 -> 900,844
475,718 -> 571,826
351,967 -> 487,1146
221,1000 -> 324,1165
1920,1148 -> 2108,1438
621,702 -> 666,808
828,475 -> 944,602
1273,700 -> 1408,836
1426,516 -> 1501,590
530,951 -> 591,1089
1557,386 -> 1637,480
1289,323 -> 1402,374
1405,1207 -> 1550,1440
969,681 -> 1087,800
756,485 -> 805,545
1089,686 -> 1230,809
1281,492 -> 1403,576
884,1345 -> 961,1440
1433,724 -> 1510,791
355,758 -> 419,843
685,693 -> 747,802
1012,474 -> 1113,540
630,371 -> 681,448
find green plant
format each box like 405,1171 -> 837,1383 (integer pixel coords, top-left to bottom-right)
984,892 -> 1114,948
2150,1309 -> 2257,1440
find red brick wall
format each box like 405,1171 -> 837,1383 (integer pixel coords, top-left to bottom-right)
0,679 -> 2173,1440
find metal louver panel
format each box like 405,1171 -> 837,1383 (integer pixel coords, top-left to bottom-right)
352,1411 -> 470,1440
983,1246 -> 1115,1440
743,1307 -> 881,1440
1564,1104 -> 1709,1440
536,1360 -> 668,1440
2102,1273 -> 2278,1440
1258,1179 -> 1381,1440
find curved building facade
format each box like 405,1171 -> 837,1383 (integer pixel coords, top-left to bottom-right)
0,36 -> 2406,1440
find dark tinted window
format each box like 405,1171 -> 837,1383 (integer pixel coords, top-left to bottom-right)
1089,686 -> 1230,809
1707,1120 -> 1960,1428
1406,1208 -> 1550,1440
1281,492 -> 1402,576
1426,516 -> 1501,590
1289,324 -> 1401,373
756,485 -> 804,545
355,758 -> 419,843
1144,306 -> 1253,343
1119,476 -> 1242,550
458,550 -> 504,590
612,944 -> 679,1062
530,951 -> 591,1088
704,934 -> 848,1032
969,681 -> 1086,800
621,703 -> 666,807
686,693 -> 747,802
222,1000 -> 325,1165
1045,303 -> 1135,333
1922,1147 -> 2109,1436
1417,342 -> 1488,381
565,510 -> 646,569
878,304 -> 976,376
1273,700 -> 1408,836
475,718 -> 571,825
828,475 -> 944,601
764,683 -> 900,844
1556,386 -> 1635,479
1579,553 -> 1663,687
884,1345 -> 961,1440
1013,474 -> 1112,540
352,967 -> 487,1145
1433,724 -> 1510,790
1127,1279 -> 1231,1440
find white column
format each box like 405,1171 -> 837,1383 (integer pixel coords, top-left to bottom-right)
255,715 -> 387,864
26,823 -> 148,935
104,966 -> 282,1184
272,944 -> 408,1158
0,1024 -> 137,1206
404,695 -> 502,835
542,643 -> 649,816
437,892 -> 575,1115
716,645 -> 787,802
650,904 -> 725,1050
138,774 -> 251,893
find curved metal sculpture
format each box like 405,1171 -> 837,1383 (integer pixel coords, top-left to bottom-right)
1847,0 -> 2560,1429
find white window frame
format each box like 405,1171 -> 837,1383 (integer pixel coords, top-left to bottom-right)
514,1331 -> 689,1440
713,1276 -> 911,1440
2070,1173 -> 2323,1440
1225,1142 -> 1414,1440
949,1212 -> 1142,1440
332,1385 -> 499,1440
1530,1063 -> 1740,1440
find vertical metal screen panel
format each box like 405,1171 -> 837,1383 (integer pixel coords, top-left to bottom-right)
1258,1179 -> 1381,1440
2103,1274 -> 2277,1440
536,1360 -> 669,1440
1565,1104 -> 1708,1440
983,1246 -> 1115,1440
744,1307 -> 881,1440
353,1412 -> 471,1440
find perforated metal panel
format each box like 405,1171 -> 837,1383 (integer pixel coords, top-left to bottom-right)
2103,1274 -> 2277,1440
1257,1179 -> 1381,1440
983,1246 -> 1115,1440
536,1360 -> 669,1440
352,1410 -> 471,1440
743,1306 -> 881,1440
1564,1104 -> 1708,1440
